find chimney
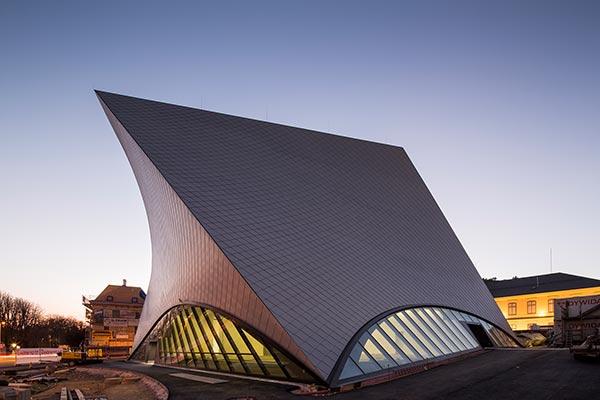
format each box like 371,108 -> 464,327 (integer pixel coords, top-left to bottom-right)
123,279 -> 127,287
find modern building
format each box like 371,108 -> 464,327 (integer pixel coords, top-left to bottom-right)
97,90 -> 518,389
83,280 -> 145,356
485,273 -> 600,331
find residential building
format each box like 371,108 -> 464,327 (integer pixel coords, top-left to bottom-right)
83,280 -> 145,356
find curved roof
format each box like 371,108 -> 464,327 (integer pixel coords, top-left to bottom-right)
97,90 -> 513,381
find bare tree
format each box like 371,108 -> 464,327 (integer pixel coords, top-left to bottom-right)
0,291 -> 75,348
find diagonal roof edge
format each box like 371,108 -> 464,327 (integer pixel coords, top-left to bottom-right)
97,93 -> 323,378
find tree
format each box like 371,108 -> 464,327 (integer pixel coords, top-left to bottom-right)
0,291 -> 84,348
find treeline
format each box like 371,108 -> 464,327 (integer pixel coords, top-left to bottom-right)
0,291 -> 85,348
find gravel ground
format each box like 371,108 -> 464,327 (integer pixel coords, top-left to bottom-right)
31,368 -> 156,400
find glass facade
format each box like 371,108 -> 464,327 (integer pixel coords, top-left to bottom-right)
338,307 -> 518,382
132,305 -> 315,382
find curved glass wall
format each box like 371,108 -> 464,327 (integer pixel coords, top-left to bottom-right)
338,307 -> 518,382
132,305 -> 316,382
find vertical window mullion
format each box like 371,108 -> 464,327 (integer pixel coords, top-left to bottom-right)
265,343 -> 292,379
412,309 -> 455,354
191,307 -> 219,369
375,324 -> 410,362
237,326 -> 270,376
379,320 -> 422,362
174,310 -> 195,366
422,309 -> 463,352
389,314 -> 433,359
180,307 -> 204,368
433,308 -> 474,349
425,308 -> 465,351
442,309 -> 479,348
169,311 -> 185,364
397,311 -> 442,357
214,313 -> 251,374
201,308 -> 234,372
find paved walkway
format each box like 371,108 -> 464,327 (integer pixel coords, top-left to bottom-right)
103,349 -> 600,399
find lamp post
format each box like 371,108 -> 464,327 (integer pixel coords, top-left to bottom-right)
0,321 -> 5,353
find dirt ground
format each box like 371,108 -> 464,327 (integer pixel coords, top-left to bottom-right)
32,368 -> 156,400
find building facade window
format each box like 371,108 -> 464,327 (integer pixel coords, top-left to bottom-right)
132,297 -> 138,303
547,299 -> 554,314
507,302 -> 517,316
527,300 -> 536,314
106,295 -> 114,302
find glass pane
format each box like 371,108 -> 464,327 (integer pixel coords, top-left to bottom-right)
435,308 -> 478,349
204,309 -> 235,353
182,310 -> 201,353
498,330 -> 518,347
379,320 -> 423,362
350,343 -> 381,374
413,309 -> 455,354
196,310 -> 221,354
361,335 -> 397,369
450,310 -> 469,322
460,312 -> 476,323
369,326 -> 409,366
433,308 -> 475,350
226,354 -> 246,373
269,347 -> 312,380
426,308 -> 467,351
261,348 -> 287,378
188,308 -> 210,353
202,353 -> 217,370
240,329 -> 285,378
422,308 -> 463,352
169,315 -> 185,364
389,314 -> 433,359
339,358 -> 363,380
220,317 -> 251,354
174,313 -> 194,366
398,311 -> 443,357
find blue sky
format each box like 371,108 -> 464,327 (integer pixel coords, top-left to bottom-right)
1,1 -> 599,319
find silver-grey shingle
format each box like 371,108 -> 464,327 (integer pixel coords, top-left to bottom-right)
97,90 -> 513,381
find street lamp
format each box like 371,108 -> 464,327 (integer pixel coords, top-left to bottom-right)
0,321 -> 5,353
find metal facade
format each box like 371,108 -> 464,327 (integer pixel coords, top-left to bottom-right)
100,100 -> 318,376
97,91 -> 514,383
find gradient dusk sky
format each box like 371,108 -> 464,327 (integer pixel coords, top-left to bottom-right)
1,1 -> 599,319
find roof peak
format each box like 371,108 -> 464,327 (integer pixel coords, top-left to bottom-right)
96,90 -> 405,152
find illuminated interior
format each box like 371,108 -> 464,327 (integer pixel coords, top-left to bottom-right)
132,305 -> 316,382
494,286 -> 600,331
337,306 -> 517,382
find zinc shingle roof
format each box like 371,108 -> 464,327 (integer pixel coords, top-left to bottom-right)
97,90 -> 512,379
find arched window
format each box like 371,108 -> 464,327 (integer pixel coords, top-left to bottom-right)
336,307 -> 518,383
131,305 -> 317,383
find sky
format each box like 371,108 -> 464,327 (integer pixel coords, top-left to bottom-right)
0,1 -> 599,320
